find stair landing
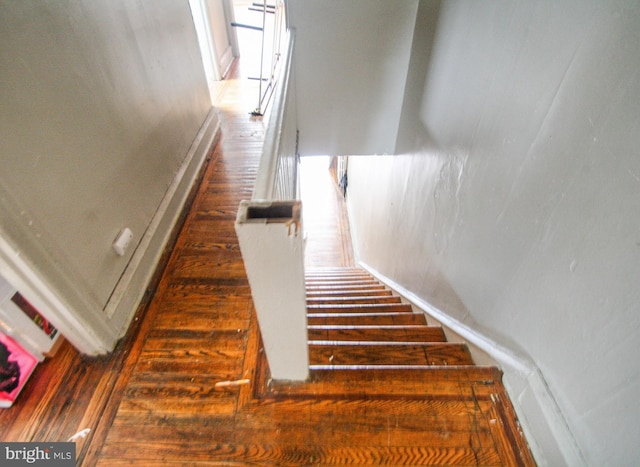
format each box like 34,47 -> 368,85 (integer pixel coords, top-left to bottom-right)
260,267 -> 536,466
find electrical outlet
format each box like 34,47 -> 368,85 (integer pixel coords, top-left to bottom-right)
112,228 -> 133,256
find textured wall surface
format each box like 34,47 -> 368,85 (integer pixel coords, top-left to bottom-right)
347,1 -> 640,465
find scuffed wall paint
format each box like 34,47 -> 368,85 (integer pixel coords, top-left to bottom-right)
348,1 -> 640,465
431,150 -> 468,255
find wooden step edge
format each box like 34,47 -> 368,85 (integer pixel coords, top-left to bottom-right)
306,289 -> 392,297
305,282 -> 381,288
305,269 -> 370,274
305,273 -> 372,279
308,364 -> 480,371
305,364 -> 500,377
307,302 -> 411,309
308,340 -> 460,347
306,278 -> 378,285
304,268 -> 371,277
305,277 -> 375,283
307,317 -> 428,327
306,314 -> 428,326
308,340 -> 448,346
307,300 -> 403,306
309,345 -> 474,366
307,308 -> 414,315
305,282 -> 390,292
305,268 -> 366,273
307,324 -> 441,330
263,366 -> 502,399
305,278 -> 378,283
307,295 -> 401,303
307,312 -> 417,319
307,325 -> 446,341
305,277 -> 378,281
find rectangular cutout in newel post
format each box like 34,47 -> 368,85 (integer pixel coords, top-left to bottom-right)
247,203 -> 293,220
242,200 -> 300,222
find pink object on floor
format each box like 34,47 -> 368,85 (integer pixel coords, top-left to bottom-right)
0,331 -> 38,408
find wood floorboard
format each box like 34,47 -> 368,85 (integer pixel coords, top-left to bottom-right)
0,53 -> 535,466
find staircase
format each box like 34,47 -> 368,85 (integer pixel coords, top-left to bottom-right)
306,267 -> 473,369
264,266 -> 536,465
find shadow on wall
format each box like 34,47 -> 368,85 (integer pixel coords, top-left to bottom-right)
395,0 -> 442,155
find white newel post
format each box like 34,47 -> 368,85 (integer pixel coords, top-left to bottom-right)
235,200 -> 308,381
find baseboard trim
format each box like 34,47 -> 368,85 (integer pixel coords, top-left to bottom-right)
104,108 -> 220,337
358,260 -> 585,467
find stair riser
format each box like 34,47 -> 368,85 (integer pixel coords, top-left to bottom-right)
307,303 -> 413,313
306,290 -> 392,298
306,271 -> 374,276
305,268 -> 477,372
306,268 -> 370,274
307,296 -> 402,306
305,274 -> 374,280
309,343 -> 474,366
267,367 -> 500,398
308,327 -> 446,343
305,280 -> 381,287
306,285 -> 387,293
307,314 -> 427,326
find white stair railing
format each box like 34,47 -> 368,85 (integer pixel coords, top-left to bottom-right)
235,30 -> 308,381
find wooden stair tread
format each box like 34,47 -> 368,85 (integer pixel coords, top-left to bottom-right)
306,289 -> 392,297
307,303 -> 413,313
306,284 -> 387,292
308,325 -> 446,342
266,366 -> 501,398
306,268 -> 370,274
307,295 -> 402,305
307,313 -> 428,326
309,342 -> 474,366
305,273 -> 374,280
305,279 -> 381,287
306,269 -> 372,275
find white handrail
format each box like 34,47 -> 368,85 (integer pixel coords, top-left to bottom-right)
235,29 -> 308,381
252,29 -> 297,201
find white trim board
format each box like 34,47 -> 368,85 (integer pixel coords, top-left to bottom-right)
0,233 -> 114,355
358,260 -> 585,467
105,108 -> 220,338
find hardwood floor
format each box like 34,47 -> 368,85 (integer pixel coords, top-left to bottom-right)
0,55 -> 535,465
301,156 -> 355,269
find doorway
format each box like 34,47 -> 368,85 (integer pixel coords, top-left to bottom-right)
231,0 -> 287,115
189,0 -> 239,103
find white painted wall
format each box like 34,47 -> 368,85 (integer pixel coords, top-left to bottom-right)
206,0 -> 236,78
287,0 -> 418,156
347,1 -> 640,465
0,1 -> 213,352
191,0 -> 237,94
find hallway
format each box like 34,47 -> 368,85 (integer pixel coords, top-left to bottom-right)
0,54 -> 533,465
301,156 -> 355,269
